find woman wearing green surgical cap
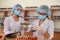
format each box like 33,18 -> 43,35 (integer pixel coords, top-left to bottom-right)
4,4 -> 24,38
27,5 -> 54,40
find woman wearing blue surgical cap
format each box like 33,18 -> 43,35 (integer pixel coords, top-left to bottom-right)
28,5 -> 54,40
4,4 -> 24,37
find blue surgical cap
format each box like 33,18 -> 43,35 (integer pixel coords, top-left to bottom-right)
11,4 -> 22,14
37,5 -> 51,16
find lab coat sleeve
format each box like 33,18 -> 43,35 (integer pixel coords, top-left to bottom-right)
26,25 -> 33,32
48,21 -> 54,39
4,17 -> 12,35
27,20 -> 37,32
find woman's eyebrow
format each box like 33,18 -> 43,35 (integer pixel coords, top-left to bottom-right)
39,13 -> 46,15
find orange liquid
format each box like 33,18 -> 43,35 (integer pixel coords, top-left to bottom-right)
32,37 -> 37,40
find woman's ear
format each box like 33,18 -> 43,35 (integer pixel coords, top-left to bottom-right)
46,16 -> 51,20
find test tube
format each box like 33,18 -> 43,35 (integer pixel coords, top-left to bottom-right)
19,36 -> 21,40
21,36 -> 22,40
28,36 -> 30,40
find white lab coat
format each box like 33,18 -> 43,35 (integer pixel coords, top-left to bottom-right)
28,18 -> 54,40
4,16 -> 24,35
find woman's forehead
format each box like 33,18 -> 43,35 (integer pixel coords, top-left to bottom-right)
16,7 -> 22,10
38,12 -> 46,15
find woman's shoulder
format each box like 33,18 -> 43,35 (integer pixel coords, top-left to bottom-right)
48,19 -> 54,24
4,16 -> 11,21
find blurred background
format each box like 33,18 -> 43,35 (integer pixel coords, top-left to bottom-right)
0,0 -> 60,40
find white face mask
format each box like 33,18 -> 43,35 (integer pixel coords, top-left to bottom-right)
38,14 -> 46,20
14,10 -> 21,16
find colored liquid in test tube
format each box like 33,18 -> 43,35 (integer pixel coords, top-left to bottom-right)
28,36 -> 30,40
20,36 -> 22,40
32,37 -> 37,40
19,36 -> 21,40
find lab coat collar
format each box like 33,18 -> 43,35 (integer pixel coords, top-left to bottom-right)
10,16 -> 20,22
39,18 -> 49,26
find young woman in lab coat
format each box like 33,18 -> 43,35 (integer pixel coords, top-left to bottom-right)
28,5 -> 54,40
4,4 -> 24,36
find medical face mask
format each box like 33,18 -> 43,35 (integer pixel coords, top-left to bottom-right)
38,14 -> 46,20
14,10 -> 21,16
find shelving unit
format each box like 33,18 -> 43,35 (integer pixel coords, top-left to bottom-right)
0,8 -> 12,26
51,8 -> 60,31
24,7 -> 38,20
51,6 -> 60,40
23,7 -> 39,24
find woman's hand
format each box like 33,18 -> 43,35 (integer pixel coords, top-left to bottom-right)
33,26 -> 40,31
11,29 -> 16,33
33,26 -> 45,33
24,31 -> 33,36
23,25 -> 28,31
40,29 -> 46,33
43,32 -> 50,39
